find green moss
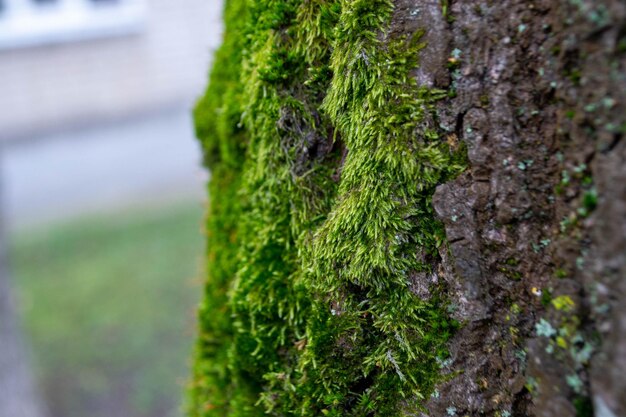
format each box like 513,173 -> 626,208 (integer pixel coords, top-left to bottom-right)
189,1 -> 466,416
540,288 -> 553,307
555,268 -> 568,279
573,396 -> 593,417
187,0 -> 248,414
551,295 -> 575,312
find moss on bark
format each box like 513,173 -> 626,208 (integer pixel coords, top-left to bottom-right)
189,1 -> 465,416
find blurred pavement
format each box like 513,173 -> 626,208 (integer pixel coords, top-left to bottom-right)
1,107 -> 208,231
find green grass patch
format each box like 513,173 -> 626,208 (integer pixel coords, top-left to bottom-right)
10,204 -> 205,417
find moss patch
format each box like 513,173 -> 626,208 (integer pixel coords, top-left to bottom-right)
188,1 -> 465,416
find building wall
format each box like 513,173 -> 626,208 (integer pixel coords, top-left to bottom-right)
0,0 -> 223,141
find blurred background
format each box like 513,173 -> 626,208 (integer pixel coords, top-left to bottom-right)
0,0 -> 223,416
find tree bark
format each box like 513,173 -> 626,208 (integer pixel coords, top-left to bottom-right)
190,1 -> 626,416
425,1 -> 626,415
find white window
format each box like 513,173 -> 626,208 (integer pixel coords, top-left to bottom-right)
0,0 -> 147,50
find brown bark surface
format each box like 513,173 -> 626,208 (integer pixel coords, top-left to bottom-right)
396,1 -> 626,416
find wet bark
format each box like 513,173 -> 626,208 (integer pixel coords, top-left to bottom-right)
399,0 -> 626,416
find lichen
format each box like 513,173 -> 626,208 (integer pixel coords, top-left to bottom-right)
188,1 -> 465,416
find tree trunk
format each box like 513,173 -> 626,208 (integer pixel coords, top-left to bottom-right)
189,1 -> 626,416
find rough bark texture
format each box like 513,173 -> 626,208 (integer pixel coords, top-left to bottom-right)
427,1 -> 626,416
190,1 -> 626,416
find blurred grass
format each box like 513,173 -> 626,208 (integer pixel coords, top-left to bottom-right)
9,203 -> 205,417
